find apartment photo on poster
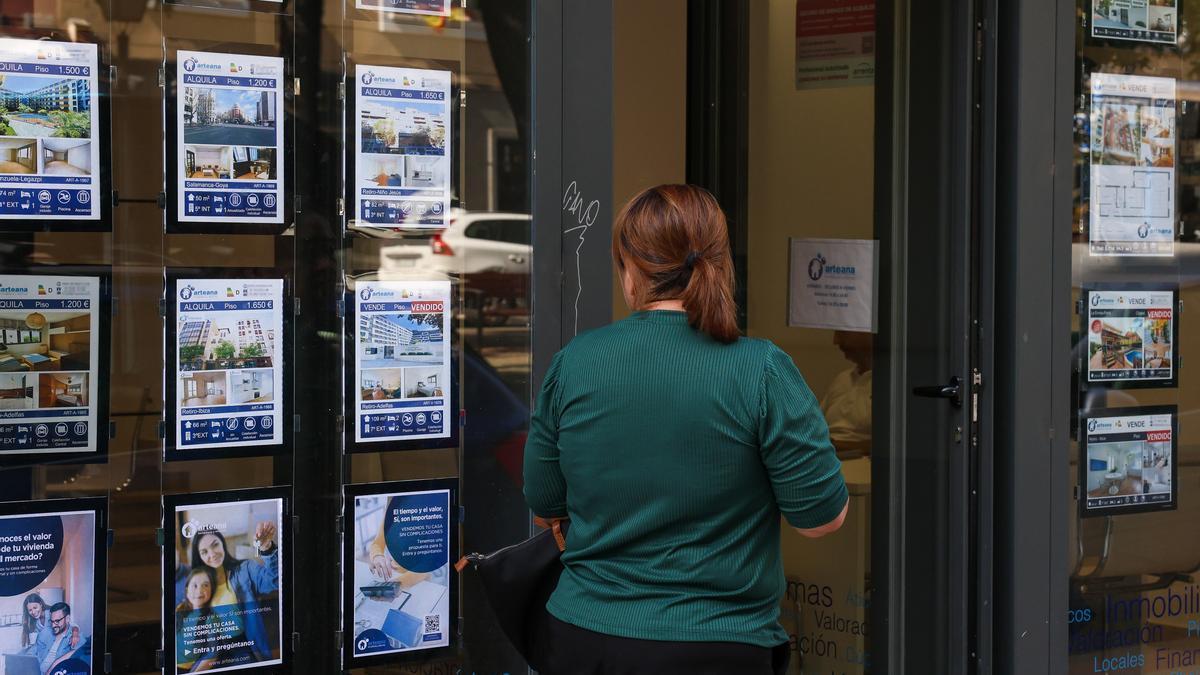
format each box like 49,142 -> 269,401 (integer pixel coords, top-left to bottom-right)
165,269 -> 291,462
355,0 -> 450,15
0,270 -> 110,466
345,278 -> 455,453
350,60 -> 454,231
1091,0 -> 1179,45
1080,406 -> 1178,518
1081,285 -> 1178,389
1088,72 -> 1177,256
0,497 -> 107,675
163,488 -> 290,675
0,37 -> 105,226
165,44 -> 291,234
343,479 -> 457,668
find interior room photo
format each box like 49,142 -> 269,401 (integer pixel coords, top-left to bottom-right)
179,371 -> 227,407
232,146 -> 274,180
0,137 -> 37,174
184,145 -> 232,179
229,369 -> 273,404
0,310 -> 91,373
37,372 -> 88,408
41,138 -> 92,176
0,372 -> 34,409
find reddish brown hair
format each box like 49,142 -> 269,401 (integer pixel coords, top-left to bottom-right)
612,184 -> 740,343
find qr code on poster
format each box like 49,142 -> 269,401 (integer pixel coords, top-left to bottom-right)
424,615 -> 440,634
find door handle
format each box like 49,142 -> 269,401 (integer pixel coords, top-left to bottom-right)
913,376 -> 962,407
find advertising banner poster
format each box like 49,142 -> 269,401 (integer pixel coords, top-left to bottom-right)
344,480 -> 456,666
0,274 -> 104,461
1091,0 -> 1178,45
356,0 -> 450,15
165,489 -> 288,674
176,51 -> 285,225
1081,407 -> 1177,516
1084,286 -> 1177,387
0,38 -> 101,221
354,64 -> 452,229
0,498 -> 104,675
795,0 -> 875,90
170,276 -> 285,459
1089,73 -> 1177,256
788,238 -> 878,332
353,279 -> 451,446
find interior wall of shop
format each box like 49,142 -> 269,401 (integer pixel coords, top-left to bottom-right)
610,0 -> 687,320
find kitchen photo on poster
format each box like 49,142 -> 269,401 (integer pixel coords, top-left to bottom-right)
355,0 -> 450,16
0,275 -> 102,459
347,485 -> 452,662
0,38 -> 101,221
355,65 -> 452,229
171,276 -> 284,457
0,502 -> 100,675
1089,73 -> 1177,256
1085,287 -> 1176,386
167,493 -> 285,674
1091,0 -> 1178,45
177,51 -> 284,225
1082,407 -> 1176,516
354,279 -> 450,445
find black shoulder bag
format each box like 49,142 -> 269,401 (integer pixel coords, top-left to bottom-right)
455,519 -> 569,670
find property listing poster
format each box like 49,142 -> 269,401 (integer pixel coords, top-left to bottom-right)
348,488 -> 451,660
173,278 -> 283,454
169,496 -> 284,673
0,38 -> 100,220
177,51 -> 284,224
0,275 -> 101,457
355,0 -> 450,15
1083,408 -> 1175,514
0,505 -> 98,675
1091,0 -> 1178,45
795,0 -> 875,90
355,65 -> 452,229
1085,288 -> 1175,385
354,280 -> 450,444
1089,73 -> 1177,256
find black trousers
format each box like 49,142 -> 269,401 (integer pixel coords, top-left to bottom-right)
530,613 -> 792,675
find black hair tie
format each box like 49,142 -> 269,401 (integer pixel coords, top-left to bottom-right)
684,251 -> 700,270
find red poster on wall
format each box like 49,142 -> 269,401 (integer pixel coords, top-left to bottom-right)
795,0 -> 875,90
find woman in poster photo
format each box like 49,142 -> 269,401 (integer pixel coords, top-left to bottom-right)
20,592 -> 47,652
175,567 -> 218,672
175,521 -> 279,667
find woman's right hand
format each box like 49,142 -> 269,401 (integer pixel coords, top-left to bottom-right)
369,554 -> 392,580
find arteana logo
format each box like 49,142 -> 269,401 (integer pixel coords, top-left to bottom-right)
1138,223 -> 1151,239
183,57 -> 198,72
0,286 -> 29,294
361,71 -> 375,85
360,287 -> 397,301
179,284 -> 194,300
808,253 -> 856,281
360,287 -> 373,301
1087,419 -> 1099,433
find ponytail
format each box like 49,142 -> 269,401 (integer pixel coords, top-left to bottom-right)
612,185 -> 740,344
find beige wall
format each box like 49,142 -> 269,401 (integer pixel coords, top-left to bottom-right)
611,0 -> 688,321
746,0 -> 876,398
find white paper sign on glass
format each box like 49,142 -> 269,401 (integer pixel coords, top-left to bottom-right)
788,238 -> 879,333
1083,410 -> 1175,513
355,280 -> 451,443
1085,289 -> 1175,385
1090,0 -> 1178,45
356,0 -> 450,15
177,51 -> 285,224
175,278 -> 284,451
0,275 -> 101,457
0,39 -> 100,220
349,488 -> 451,658
355,65 -> 452,229
1089,73 -> 1176,256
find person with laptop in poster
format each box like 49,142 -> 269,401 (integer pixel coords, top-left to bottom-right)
35,602 -> 90,675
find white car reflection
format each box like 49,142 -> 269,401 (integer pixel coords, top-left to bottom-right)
380,211 -> 531,276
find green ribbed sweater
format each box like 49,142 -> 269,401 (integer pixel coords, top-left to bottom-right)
523,310 -> 848,647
